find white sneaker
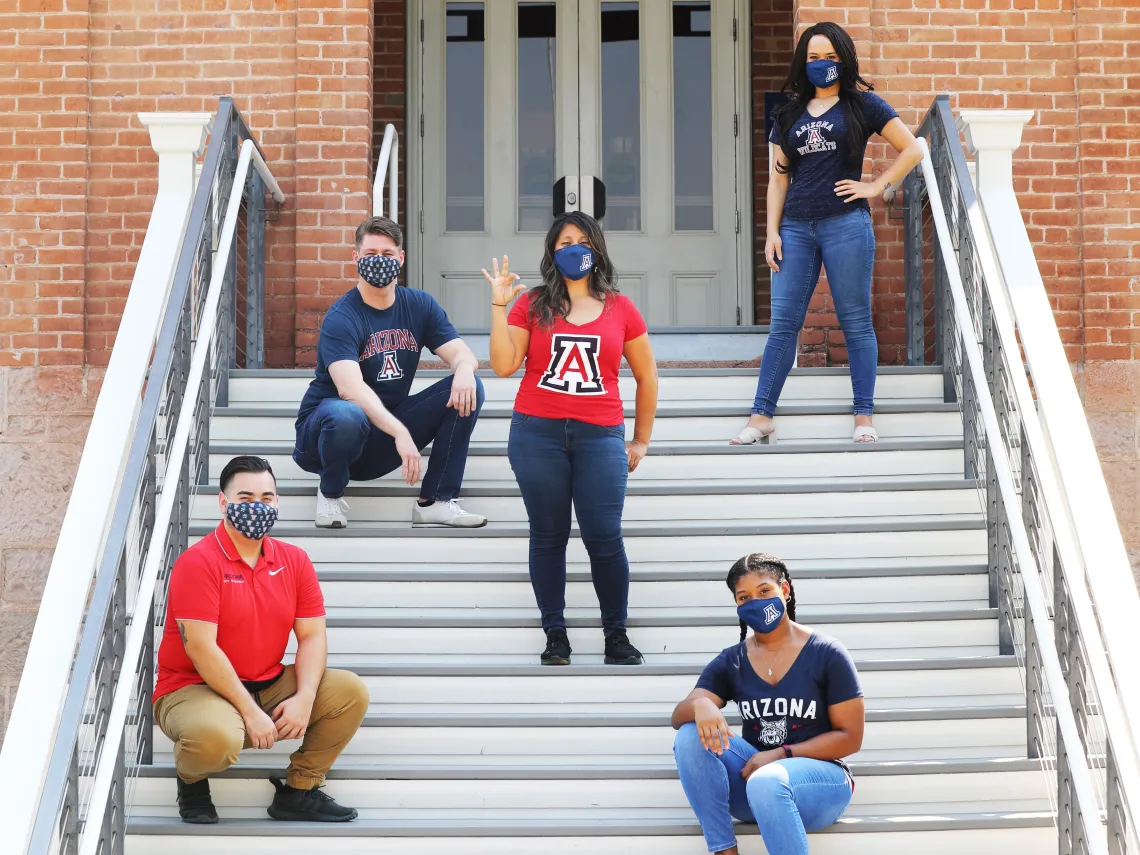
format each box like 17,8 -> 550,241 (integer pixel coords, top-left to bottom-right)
412,499 -> 488,528
315,493 -> 350,528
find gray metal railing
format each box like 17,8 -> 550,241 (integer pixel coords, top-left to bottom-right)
28,97 -> 274,855
903,95 -> 1140,855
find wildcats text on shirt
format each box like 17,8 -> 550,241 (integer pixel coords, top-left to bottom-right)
795,120 -> 837,156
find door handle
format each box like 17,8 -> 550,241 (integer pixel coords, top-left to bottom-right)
553,176 -> 606,220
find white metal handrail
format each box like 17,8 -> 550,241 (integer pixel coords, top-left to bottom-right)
373,122 -> 398,221
958,110 -> 1140,789
917,136 -> 1108,851
0,112 -> 213,854
77,138 -> 283,855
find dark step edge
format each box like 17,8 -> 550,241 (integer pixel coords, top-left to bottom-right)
211,401 -> 962,419
230,365 -> 947,380
190,515 -> 987,539
324,606 -> 998,629
311,561 -> 988,583
135,756 -> 1043,781
210,436 -> 964,457
312,655 -> 1017,678
125,810 -> 1054,837
195,476 -> 981,499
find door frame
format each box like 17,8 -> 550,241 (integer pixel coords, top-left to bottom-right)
406,0 -> 754,326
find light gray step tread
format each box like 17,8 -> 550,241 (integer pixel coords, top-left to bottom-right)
211,437 -> 963,456
316,654 -> 1016,677
126,810 -> 1055,836
189,514 -> 985,539
309,556 -> 988,581
320,605 -> 996,628
212,400 -> 960,419
195,476 -> 980,498
136,756 -> 1042,781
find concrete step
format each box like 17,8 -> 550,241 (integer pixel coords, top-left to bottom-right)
126,813 -> 1056,854
209,401 -> 962,444
148,704 -> 1031,765
224,366 -> 948,408
208,438 -> 971,483
129,761 -> 1050,818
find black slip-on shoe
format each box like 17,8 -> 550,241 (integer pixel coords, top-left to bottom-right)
604,631 -> 644,665
177,777 -> 219,824
540,627 -> 572,666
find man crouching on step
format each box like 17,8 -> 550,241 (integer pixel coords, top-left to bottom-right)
153,455 -> 369,824
293,215 -> 487,529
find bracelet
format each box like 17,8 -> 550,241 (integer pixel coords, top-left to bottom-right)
782,744 -> 793,759
492,302 -> 510,308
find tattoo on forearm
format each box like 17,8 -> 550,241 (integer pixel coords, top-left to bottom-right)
177,621 -> 189,646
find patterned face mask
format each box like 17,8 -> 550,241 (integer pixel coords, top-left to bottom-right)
225,500 -> 278,540
357,254 -> 401,287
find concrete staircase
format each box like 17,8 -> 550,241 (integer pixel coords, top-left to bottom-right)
124,366 -> 1055,854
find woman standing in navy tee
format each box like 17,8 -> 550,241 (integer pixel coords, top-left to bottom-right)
730,22 -> 923,446
672,553 -> 865,854
485,212 -> 659,668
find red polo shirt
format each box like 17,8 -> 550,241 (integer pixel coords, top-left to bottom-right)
153,522 -> 326,702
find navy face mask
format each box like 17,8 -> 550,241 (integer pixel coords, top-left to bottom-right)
737,596 -> 787,635
552,244 -> 596,281
225,500 -> 278,541
806,59 -> 842,88
357,254 -> 401,287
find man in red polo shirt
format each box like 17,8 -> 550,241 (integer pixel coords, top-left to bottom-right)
153,455 -> 368,824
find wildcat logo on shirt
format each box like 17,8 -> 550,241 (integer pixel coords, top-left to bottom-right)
795,120 -> 837,156
539,334 -> 605,396
758,717 -> 788,747
360,329 -> 418,382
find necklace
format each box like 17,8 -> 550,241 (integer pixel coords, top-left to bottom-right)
752,629 -> 797,679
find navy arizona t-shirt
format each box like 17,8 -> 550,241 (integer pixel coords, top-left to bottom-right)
769,90 -> 899,221
296,286 -> 459,423
695,632 -> 863,756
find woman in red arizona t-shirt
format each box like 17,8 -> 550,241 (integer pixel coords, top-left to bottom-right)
486,212 -> 659,668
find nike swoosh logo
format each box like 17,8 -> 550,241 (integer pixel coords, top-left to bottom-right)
269,567 -> 284,576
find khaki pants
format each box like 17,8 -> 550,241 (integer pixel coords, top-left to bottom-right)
154,666 -> 369,789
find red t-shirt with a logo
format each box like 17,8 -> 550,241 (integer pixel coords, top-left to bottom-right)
153,522 -> 326,701
507,291 -> 647,427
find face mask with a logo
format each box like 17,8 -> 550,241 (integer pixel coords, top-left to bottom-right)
806,59 -> 842,88
225,500 -> 278,541
737,596 -> 786,635
357,254 -> 401,287
552,244 -> 596,281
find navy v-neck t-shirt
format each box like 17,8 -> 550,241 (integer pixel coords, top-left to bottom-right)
695,632 -> 863,753
769,91 -> 898,221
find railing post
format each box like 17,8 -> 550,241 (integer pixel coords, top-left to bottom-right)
903,170 -> 925,366
60,751 -> 78,855
245,169 -> 266,369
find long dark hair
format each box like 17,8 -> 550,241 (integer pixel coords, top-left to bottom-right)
526,212 -> 620,328
772,22 -> 874,175
727,553 -> 798,642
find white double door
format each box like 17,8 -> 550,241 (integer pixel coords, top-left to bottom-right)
409,0 -> 751,329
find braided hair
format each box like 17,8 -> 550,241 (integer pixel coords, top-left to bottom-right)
727,553 -> 797,642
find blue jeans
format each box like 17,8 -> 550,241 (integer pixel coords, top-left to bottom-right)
506,413 -> 630,634
292,375 -> 484,501
673,723 -> 853,854
753,207 -> 877,417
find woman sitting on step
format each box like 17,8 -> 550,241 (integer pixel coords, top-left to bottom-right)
672,553 -> 865,855
485,211 -> 659,667
731,21 -> 923,446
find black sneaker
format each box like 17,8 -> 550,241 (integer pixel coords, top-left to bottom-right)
267,776 -> 358,822
540,627 -> 572,665
176,777 -> 219,824
604,631 -> 644,665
